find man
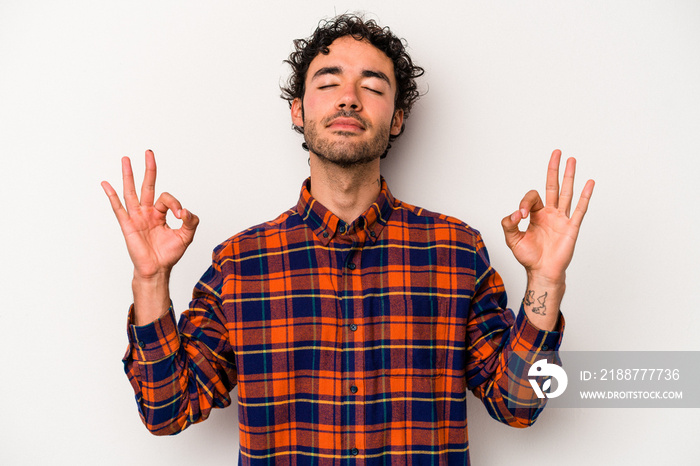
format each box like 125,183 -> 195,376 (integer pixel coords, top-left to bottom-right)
102,14 -> 594,465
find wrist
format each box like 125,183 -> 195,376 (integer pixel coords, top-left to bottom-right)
526,270 -> 566,290
523,273 -> 566,332
132,271 -> 171,326
133,267 -> 171,284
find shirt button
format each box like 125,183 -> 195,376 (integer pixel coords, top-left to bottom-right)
347,263 -> 356,270
322,231 -> 329,238
542,345 -> 550,351
339,225 -> 346,233
350,385 -> 358,394
351,448 -> 359,456
349,324 -> 358,332
138,340 -> 145,348
369,230 -> 376,237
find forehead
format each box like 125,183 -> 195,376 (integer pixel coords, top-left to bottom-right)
306,36 -> 396,85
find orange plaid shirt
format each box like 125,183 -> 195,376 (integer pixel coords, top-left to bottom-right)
124,178 -> 563,465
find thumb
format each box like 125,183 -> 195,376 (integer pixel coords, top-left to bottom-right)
501,210 -> 524,249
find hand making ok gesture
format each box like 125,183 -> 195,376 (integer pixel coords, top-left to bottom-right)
501,150 -> 595,329
501,149 -> 595,283
101,150 -> 199,324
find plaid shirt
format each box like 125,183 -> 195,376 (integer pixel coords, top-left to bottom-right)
124,178 -> 563,465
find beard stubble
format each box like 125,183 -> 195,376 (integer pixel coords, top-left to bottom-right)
302,110 -> 391,168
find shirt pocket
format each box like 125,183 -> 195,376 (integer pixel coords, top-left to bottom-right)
368,297 -> 448,378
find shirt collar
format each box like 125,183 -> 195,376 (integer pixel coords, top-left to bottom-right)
296,177 -> 395,245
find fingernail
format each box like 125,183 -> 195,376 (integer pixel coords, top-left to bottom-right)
520,208 -> 528,218
511,212 -> 519,222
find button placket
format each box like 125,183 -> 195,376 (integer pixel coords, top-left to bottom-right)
336,234 -> 366,462
337,237 -> 359,460
343,240 -> 358,274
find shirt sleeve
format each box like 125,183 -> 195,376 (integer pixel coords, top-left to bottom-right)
122,250 -> 238,436
466,233 -> 564,428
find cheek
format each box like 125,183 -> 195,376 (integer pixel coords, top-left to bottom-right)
301,94 -> 324,120
373,99 -> 398,119
382,106 -> 401,130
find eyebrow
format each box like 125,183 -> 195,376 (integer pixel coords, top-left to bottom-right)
311,66 -> 392,87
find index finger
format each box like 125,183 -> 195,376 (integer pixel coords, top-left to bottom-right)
101,180 -> 129,225
545,149 -> 562,208
570,179 -> 595,228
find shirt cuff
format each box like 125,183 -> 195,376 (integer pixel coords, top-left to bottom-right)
512,304 -> 565,353
123,304 -> 180,362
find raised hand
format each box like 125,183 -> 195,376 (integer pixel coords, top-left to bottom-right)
101,150 -> 199,324
501,150 -> 594,329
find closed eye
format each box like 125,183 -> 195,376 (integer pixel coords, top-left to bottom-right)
363,87 -> 383,95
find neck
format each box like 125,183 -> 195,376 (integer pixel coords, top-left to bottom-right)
308,152 -> 382,224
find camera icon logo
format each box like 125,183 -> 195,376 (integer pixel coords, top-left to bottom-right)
528,359 -> 568,399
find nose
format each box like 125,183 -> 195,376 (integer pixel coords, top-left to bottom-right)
336,84 -> 362,111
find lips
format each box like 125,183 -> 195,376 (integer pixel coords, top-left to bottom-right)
327,117 -> 366,131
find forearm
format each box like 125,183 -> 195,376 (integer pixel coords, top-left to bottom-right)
475,274 -> 565,424
124,304 -> 236,435
124,261 -> 236,435
521,273 -> 566,331
469,310 -> 563,428
132,271 -> 172,326
468,237 -> 564,427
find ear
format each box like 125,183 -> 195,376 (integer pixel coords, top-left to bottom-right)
390,108 -> 404,136
291,97 -> 304,128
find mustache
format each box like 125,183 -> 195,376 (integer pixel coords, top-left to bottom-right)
322,110 -> 370,129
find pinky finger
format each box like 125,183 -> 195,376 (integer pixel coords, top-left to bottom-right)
570,179 -> 595,228
101,181 -> 129,224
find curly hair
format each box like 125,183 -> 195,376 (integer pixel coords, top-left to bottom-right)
281,14 -> 424,148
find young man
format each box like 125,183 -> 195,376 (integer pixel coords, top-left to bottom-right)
102,14 -> 594,465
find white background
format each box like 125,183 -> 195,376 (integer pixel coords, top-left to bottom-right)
2,1 -> 699,464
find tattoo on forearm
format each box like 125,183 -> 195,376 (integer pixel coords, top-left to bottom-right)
524,290 -> 535,306
525,290 -> 548,315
